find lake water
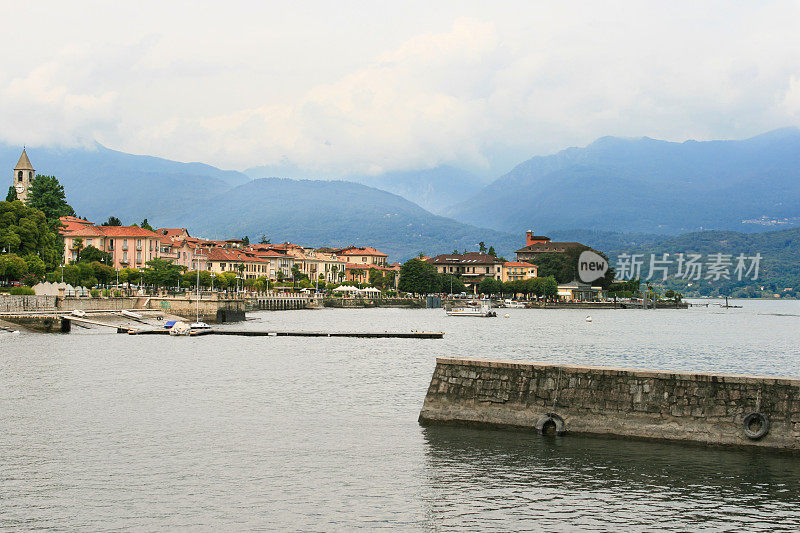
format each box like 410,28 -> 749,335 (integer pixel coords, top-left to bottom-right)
2,299 -> 799,530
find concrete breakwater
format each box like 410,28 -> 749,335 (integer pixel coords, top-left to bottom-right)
419,357 -> 800,450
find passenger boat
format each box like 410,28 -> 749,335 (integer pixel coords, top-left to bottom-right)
445,298 -> 496,317
503,299 -> 526,308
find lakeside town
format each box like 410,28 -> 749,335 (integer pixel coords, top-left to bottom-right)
2,149 -> 648,308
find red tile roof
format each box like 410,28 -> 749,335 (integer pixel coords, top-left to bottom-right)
428,252 -> 504,265
58,216 -> 94,233
157,228 -> 190,237
503,261 -> 537,267
337,246 -> 388,257
94,225 -> 163,238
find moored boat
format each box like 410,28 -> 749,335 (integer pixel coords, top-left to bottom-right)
445,298 -> 496,317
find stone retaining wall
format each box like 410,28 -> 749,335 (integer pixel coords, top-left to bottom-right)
0,295 -> 57,312
419,357 -> 800,450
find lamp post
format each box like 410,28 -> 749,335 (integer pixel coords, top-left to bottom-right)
210,273 -> 216,293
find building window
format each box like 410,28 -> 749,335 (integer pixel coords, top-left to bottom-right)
123,251 -> 128,262
136,252 -> 141,263
17,171 -> 22,181
86,239 -> 92,246
108,239 -> 114,250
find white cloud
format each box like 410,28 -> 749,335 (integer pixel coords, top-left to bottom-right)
1,1 -> 800,176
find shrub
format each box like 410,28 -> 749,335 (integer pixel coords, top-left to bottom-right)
113,290 -> 122,297
9,286 -> 35,295
90,288 -> 101,297
102,289 -> 110,297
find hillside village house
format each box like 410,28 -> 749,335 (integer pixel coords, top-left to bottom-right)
336,246 -> 388,267
284,247 -> 347,283
59,217 -> 164,269
501,261 -> 538,282
515,230 -> 589,263
428,252 -> 505,292
205,248 -> 294,280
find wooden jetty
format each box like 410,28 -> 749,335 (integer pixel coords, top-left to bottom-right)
129,329 -> 443,339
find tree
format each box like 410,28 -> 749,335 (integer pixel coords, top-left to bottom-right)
70,237 -> 84,261
440,274 -> 466,294
488,246 -> 497,258
0,254 -> 28,284
398,258 -> 439,294
78,245 -> 112,264
368,267 -> 386,290
479,242 -> 487,253
102,216 -> 122,226
5,186 -> 17,202
140,218 -> 154,231
242,235 -> 250,246
142,258 -> 185,289
25,174 -> 75,227
0,199 -> 63,270
259,235 -> 271,244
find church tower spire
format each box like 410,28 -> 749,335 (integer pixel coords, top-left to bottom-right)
12,148 -> 34,202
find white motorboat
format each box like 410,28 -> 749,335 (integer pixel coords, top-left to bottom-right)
190,321 -> 211,330
503,299 -> 526,308
120,309 -> 143,319
446,298 -> 496,317
71,309 -> 86,317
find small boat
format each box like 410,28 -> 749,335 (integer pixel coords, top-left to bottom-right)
120,309 -> 143,319
71,309 -> 87,317
503,299 -> 525,309
164,320 -> 177,329
168,321 -> 191,336
190,321 -> 211,330
446,298 -> 496,317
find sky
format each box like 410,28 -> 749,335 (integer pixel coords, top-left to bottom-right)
1,0 -> 800,179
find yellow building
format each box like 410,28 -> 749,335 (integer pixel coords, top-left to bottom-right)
501,261 -> 538,282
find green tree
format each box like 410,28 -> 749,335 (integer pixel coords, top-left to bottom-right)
5,186 -> 17,202
479,242 -> 487,253
368,267 -> 385,289
488,246 -> 497,258
140,218 -> 154,231
25,174 -> 75,227
242,235 -> 250,246
259,235 -> 271,244
398,258 -> 439,294
78,245 -> 113,264
0,253 -> 28,283
102,216 -> 122,226
0,199 -> 63,270
142,258 -> 185,288
437,274 -> 464,294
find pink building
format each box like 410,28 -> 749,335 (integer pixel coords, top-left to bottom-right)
59,217 -> 164,270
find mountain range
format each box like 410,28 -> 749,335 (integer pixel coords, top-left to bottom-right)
446,127 -> 800,235
4,127 -> 800,262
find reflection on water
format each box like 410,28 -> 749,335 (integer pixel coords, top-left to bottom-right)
1,300 -> 799,529
422,426 -> 800,531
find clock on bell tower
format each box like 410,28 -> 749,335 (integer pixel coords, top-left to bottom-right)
12,148 -> 34,203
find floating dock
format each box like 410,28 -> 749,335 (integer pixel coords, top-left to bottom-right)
128,329 -> 443,339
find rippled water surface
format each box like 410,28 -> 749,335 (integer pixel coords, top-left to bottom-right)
2,299 -> 800,530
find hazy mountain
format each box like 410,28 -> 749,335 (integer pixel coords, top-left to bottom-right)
446,127 -> 800,235
1,142 -> 250,224
350,165 -> 487,215
156,178 -> 520,260
604,226 -> 800,298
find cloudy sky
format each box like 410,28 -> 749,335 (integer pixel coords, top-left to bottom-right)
2,0 -> 800,178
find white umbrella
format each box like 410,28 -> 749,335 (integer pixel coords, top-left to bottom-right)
332,285 -> 360,292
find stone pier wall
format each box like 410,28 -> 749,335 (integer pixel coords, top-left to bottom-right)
419,357 -> 800,450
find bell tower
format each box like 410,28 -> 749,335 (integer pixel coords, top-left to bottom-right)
12,148 -> 34,203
